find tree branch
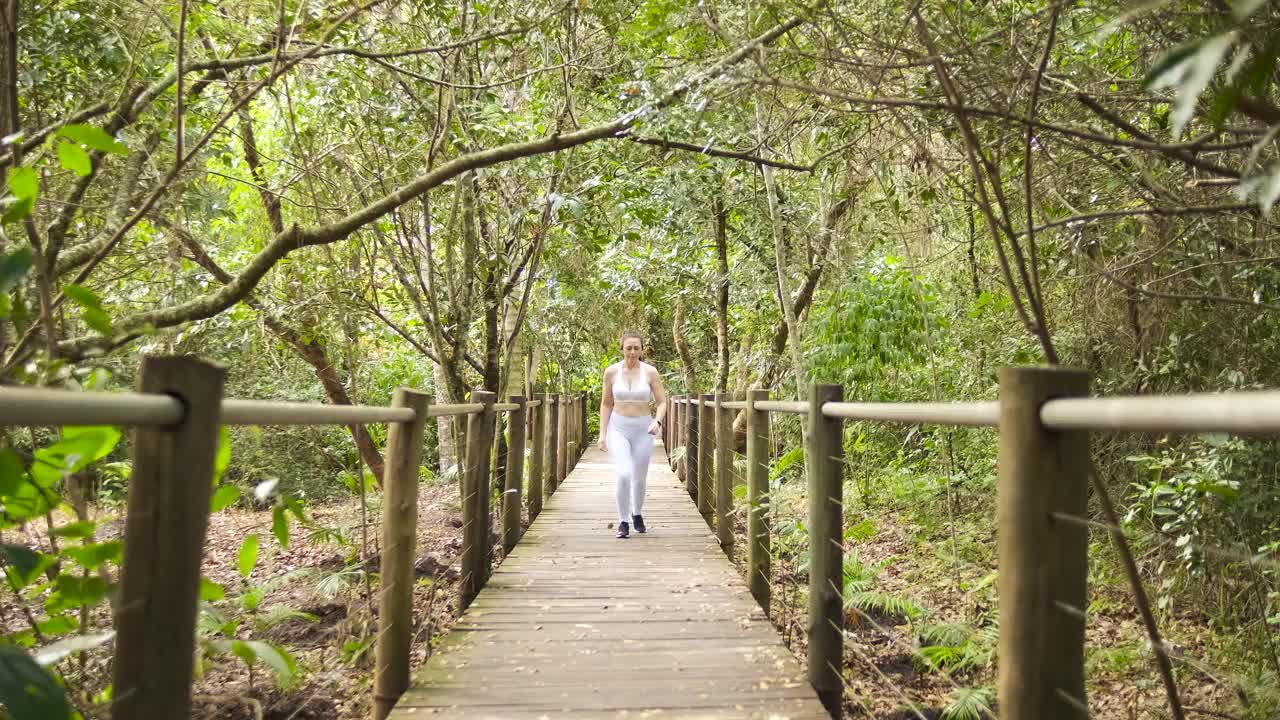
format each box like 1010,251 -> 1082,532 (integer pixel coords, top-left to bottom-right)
49,14 -> 809,358
623,134 -> 813,171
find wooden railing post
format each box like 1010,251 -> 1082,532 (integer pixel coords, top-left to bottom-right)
460,390 -> 496,612
715,394 -> 733,553
665,397 -> 673,464
373,388 -> 431,720
529,393 -> 547,520
503,396 -> 527,554
579,396 -> 588,461
671,397 -> 680,470
112,356 -> 226,720
808,383 -> 844,718
746,389 -> 771,615
998,367 -> 1090,720
697,394 -> 714,522
568,396 -> 578,469
684,396 -> 698,499
557,393 -> 569,485
547,394 -> 560,495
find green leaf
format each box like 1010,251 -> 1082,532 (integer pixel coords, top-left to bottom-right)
199,576 -> 225,601
31,426 -> 122,486
237,534 -> 260,579
61,284 -> 102,309
210,484 -> 240,513
1,195 -> 33,224
244,641 -> 297,685
272,506 -> 290,549
3,167 -> 37,224
1144,39 -> 1204,90
0,246 -> 33,293
57,142 -> 92,176
36,616 -> 78,637
1,544 -> 43,583
57,125 -> 127,155
0,449 -> 24,495
63,541 -> 122,571
1,546 -> 55,591
46,574 -> 108,613
50,521 -> 97,539
241,586 -> 263,611
213,427 -> 231,484
228,639 -> 257,666
81,306 -> 113,336
7,166 -> 37,201
0,645 -> 72,720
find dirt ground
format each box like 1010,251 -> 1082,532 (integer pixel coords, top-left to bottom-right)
2,480 -> 468,719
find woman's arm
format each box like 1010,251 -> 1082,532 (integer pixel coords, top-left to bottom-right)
598,366 -> 615,450
647,366 -> 667,435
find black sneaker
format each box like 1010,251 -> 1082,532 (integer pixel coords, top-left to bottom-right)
632,515 -> 646,534
616,521 -> 629,539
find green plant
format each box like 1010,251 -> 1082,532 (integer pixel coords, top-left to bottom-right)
940,686 -> 994,720
842,552 -> 926,623
196,604 -> 300,690
916,622 -> 997,673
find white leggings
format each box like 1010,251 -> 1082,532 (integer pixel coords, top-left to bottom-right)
607,414 -> 654,523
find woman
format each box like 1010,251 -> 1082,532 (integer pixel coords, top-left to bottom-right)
598,330 -> 668,539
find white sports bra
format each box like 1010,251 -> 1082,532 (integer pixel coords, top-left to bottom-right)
612,367 -> 652,404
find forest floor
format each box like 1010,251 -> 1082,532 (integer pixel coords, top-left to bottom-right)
183,478 -> 468,720
0,478 -> 468,720
737,480 -> 1256,720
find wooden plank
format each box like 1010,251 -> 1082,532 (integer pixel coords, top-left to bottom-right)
390,443 -> 828,719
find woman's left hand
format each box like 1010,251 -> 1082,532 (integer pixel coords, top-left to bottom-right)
647,420 -> 660,436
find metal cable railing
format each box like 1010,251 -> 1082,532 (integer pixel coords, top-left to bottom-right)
664,372 -> 1280,719
0,358 -> 590,720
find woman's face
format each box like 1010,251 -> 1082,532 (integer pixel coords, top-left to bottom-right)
622,337 -> 643,362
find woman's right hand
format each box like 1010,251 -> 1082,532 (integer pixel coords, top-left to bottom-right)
598,436 -> 608,452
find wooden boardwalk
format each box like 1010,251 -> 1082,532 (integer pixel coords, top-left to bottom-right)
390,444 -> 829,719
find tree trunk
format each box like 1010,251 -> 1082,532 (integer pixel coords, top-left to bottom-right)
170,225 -> 387,482
713,194 -> 730,393
761,158 -> 806,389
0,0 -> 15,357
433,360 -> 457,472
277,322 -> 386,483
673,294 -> 699,393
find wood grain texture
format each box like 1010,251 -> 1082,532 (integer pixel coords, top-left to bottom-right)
112,356 -> 225,720
374,389 -> 431,720
390,444 -> 828,719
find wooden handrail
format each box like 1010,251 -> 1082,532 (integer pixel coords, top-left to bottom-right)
221,399 -> 415,425
667,392 -> 1280,434
427,403 -> 484,417
0,386 -> 183,426
0,386 -> 500,427
1042,390 -> 1280,433
821,400 -> 998,426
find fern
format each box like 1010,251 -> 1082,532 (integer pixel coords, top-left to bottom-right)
919,621 -> 970,648
842,554 -> 877,595
255,605 -> 319,631
916,621 -> 997,673
941,686 -> 994,720
314,566 -> 362,598
847,590 -> 925,622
